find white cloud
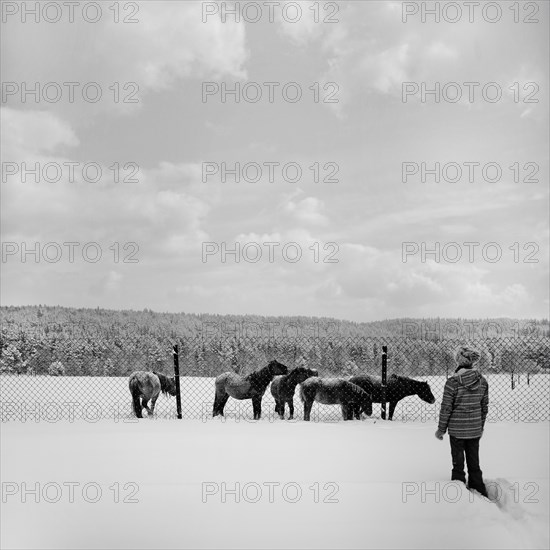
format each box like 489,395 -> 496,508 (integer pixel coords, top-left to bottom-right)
1,109 -> 212,263
2,2 -> 249,118
284,196 -> 328,225
427,41 -> 459,60
1,107 -> 78,157
101,4 -> 249,90
360,43 -> 411,95
104,270 -> 123,291
276,1 -> 326,46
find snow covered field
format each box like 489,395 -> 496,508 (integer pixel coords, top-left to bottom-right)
1,416 -> 549,549
1,372 -> 549,549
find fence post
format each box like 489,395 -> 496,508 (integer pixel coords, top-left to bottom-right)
381,345 -> 388,420
173,344 -> 182,420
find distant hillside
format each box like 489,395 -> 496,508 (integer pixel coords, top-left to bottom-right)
1,306 -> 548,377
1,305 -> 548,341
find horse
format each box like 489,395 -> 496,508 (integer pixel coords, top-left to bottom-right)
299,377 -> 373,421
348,373 -> 435,420
128,371 -> 177,418
270,366 -> 319,419
213,359 -> 289,420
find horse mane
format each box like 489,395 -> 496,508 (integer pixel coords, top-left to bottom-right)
246,362 -> 272,383
245,360 -> 284,392
153,371 -> 173,395
286,366 -> 307,382
391,373 -> 420,383
353,373 -> 421,386
390,374 -> 430,391
348,381 -> 369,397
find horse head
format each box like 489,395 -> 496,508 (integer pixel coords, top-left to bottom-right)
292,366 -> 318,383
155,372 -> 178,396
268,360 -> 289,376
360,391 -> 373,417
167,376 -> 178,396
418,381 -> 435,404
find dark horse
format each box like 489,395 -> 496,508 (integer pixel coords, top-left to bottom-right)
213,360 -> 289,420
128,371 -> 177,418
270,366 -> 319,419
348,374 -> 435,420
299,378 -> 373,421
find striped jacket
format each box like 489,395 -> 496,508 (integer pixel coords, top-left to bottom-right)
438,368 -> 489,439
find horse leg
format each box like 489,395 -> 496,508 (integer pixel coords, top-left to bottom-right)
303,399 -> 313,421
141,397 -> 153,416
213,391 -> 229,417
252,396 -> 262,420
212,389 -> 228,416
212,393 -> 220,417
149,395 -> 159,418
388,401 -> 397,421
275,399 -> 285,419
130,387 -> 143,418
288,399 -> 294,420
341,404 -> 350,421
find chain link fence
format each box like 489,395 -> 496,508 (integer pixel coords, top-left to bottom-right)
1,335 -> 549,423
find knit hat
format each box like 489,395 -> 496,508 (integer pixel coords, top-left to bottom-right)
455,347 -> 480,369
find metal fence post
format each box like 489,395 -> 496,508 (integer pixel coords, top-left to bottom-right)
173,344 -> 182,420
381,345 -> 387,420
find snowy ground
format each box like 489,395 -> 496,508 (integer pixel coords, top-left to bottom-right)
1,416 -> 548,549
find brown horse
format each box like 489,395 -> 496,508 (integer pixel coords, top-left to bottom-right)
271,366 -> 319,419
213,360 -> 289,420
299,377 -> 373,421
128,371 -> 177,418
348,374 -> 435,420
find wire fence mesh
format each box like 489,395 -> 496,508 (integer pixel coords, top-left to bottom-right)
1,335 -> 549,423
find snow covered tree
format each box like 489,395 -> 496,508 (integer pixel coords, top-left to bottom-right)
48,361 -> 65,376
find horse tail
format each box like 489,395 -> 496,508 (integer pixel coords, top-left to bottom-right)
212,373 -> 229,417
129,377 -> 142,418
353,384 -> 372,416
299,380 -> 315,403
153,371 -> 166,395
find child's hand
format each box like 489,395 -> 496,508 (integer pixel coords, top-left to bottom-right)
435,429 -> 445,440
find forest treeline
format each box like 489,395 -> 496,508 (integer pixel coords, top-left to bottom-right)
1,306 -> 549,377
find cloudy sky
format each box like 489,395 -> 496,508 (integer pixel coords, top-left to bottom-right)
1,0 -> 548,321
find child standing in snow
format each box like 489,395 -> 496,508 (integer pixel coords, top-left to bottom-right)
435,347 -> 489,497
